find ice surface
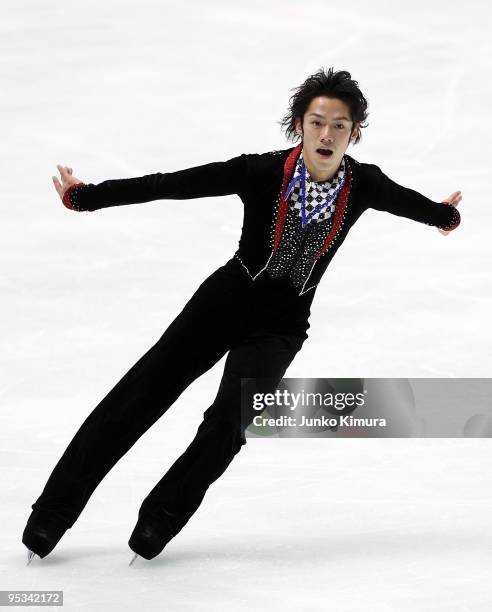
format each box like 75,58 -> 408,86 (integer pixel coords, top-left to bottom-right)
1,0 -> 491,610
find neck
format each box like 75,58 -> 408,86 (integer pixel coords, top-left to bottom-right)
302,148 -> 338,182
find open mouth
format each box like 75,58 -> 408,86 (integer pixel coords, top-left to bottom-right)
317,148 -> 333,158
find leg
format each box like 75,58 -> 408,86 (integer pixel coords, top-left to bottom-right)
129,329 -> 306,559
23,268 -> 244,556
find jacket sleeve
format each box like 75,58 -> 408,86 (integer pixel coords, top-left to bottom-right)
362,163 -> 461,231
62,153 -> 250,212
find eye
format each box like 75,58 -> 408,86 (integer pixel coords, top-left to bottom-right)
312,121 -> 321,126
336,124 -> 345,129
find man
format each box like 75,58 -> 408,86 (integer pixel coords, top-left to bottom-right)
22,67 -> 461,565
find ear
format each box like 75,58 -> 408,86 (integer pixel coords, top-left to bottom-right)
351,123 -> 360,142
295,116 -> 303,137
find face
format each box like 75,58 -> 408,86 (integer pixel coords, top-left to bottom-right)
295,96 -> 359,182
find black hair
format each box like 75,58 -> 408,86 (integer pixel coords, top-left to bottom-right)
278,67 -> 369,145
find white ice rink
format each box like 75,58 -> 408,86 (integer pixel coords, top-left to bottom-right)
1,0 -> 491,610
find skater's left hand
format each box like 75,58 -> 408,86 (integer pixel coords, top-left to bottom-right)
52,165 -> 84,202
438,191 -> 462,235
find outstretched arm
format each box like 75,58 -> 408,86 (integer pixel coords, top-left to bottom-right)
363,163 -> 461,232
53,154 -> 250,212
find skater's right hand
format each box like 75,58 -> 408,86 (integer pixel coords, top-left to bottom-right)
438,191 -> 461,235
52,165 -> 84,202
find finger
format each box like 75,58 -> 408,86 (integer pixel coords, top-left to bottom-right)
443,193 -> 461,206
57,165 -> 72,187
57,164 -> 69,179
52,175 -> 62,192
52,176 -> 62,196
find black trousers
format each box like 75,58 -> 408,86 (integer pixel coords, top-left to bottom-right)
30,256 -> 315,546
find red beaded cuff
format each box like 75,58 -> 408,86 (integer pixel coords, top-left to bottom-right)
62,182 -> 90,211
438,202 -> 461,231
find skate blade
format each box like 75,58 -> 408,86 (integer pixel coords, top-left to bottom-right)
129,553 -> 139,566
26,550 -> 37,566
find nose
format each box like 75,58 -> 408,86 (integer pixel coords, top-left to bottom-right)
320,128 -> 334,143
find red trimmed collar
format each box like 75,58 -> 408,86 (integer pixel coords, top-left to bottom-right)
273,144 -> 353,259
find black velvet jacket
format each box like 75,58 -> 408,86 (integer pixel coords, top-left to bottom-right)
63,143 -> 461,296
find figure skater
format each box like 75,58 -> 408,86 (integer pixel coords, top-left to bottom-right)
22,67 -> 461,565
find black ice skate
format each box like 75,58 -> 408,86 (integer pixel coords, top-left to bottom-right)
22,510 -> 70,560
128,514 -> 172,561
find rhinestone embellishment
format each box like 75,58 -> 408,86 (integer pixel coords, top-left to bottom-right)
62,182 -> 91,212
